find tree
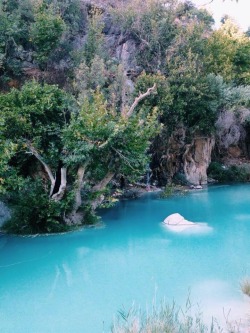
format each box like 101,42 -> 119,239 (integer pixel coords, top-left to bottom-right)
30,4 -> 65,69
63,86 -> 159,224
0,0 -> 34,82
0,81 -> 158,233
0,81 -> 74,232
204,18 -> 250,84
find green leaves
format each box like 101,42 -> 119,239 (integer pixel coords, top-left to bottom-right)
2,178 -> 69,234
0,81 -> 73,168
64,88 -> 159,182
31,5 -> 65,69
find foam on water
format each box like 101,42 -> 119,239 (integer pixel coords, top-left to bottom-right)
0,184 -> 250,332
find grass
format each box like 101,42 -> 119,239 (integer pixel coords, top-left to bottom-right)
111,299 -> 230,333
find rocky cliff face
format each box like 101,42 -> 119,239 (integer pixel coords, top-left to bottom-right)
183,136 -> 215,185
152,126 -> 215,186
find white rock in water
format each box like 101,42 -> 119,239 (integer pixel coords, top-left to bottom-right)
163,213 -> 212,233
164,213 -> 194,226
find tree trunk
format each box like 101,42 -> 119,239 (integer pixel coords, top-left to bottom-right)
64,163 -> 88,226
52,167 -> 67,201
90,171 -> 115,211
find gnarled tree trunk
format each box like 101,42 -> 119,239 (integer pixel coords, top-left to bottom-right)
52,167 -> 67,201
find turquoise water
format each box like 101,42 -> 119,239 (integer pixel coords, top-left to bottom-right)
0,184 -> 250,332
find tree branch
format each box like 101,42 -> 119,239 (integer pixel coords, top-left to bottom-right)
91,171 -> 115,193
124,83 -> 156,118
25,141 -> 55,196
90,171 -> 115,211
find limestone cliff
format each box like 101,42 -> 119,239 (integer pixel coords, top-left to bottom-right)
183,137 -> 215,185
153,128 -> 215,186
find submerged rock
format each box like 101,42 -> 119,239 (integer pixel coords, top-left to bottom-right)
163,213 -> 212,233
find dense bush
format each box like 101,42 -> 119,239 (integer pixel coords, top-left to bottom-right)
207,162 -> 249,183
3,179 -> 70,234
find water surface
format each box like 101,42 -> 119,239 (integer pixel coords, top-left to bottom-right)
0,184 -> 250,332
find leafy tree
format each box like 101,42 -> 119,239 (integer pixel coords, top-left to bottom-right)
0,0 -> 34,81
31,4 -> 65,69
82,9 -> 104,66
0,80 -> 159,232
63,87 -> 159,223
0,81 -> 73,197
204,18 -> 250,84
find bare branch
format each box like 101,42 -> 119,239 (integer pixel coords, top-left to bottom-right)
124,83 -> 157,118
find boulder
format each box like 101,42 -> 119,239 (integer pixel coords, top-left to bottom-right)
164,213 -> 194,227
163,213 -> 212,233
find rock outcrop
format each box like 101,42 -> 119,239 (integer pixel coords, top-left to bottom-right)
183,136 -> 215,185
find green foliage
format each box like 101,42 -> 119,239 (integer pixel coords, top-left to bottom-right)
3,179 -> 69,234
73,55 -> 107,98
166,55 -> 224,133
0,141 -> 20,194
135,72 -> 172,115
0,0 -> 34,80
1,78 -> 159,233
64,89 -> 159,182
204,18 -> 250,85
111,0 -> 178,71
83,205 -> 100,225
45,0 -> 84,35
63,89 -> 115,167
82,10 -> 104,66
111,108 -> 160,180
223,85 -> 250,109
111,0 -> 214,72
31,5 -> 65,69
160,184 -> 174,198
207,162 -> 249,183
0,80 -> 73,168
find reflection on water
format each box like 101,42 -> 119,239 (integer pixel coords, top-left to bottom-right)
0,184 -> 250,332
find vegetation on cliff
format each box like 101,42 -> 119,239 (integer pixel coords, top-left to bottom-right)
1,0 -> 250,233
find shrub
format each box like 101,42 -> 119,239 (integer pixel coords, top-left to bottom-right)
160,185 -> 174,198
31,6 -> 65,69
207,162 -> 249,183
3,179 -> 69,234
